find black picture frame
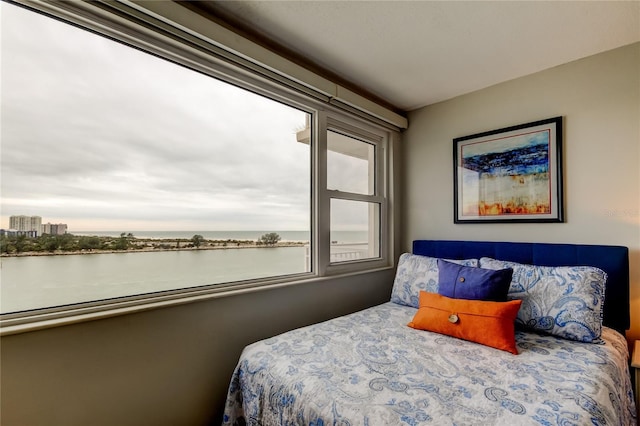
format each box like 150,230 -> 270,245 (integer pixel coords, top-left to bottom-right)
453,116 -> 563,223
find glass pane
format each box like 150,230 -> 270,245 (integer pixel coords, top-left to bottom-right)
330,199 -> 380,263
327,130 -> 375,195
0,3 -> 311,313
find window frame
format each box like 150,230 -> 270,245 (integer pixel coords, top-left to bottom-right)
318,114 -> 390,275
0,0 -> 398,332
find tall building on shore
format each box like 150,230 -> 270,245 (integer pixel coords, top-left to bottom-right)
6,216 -> 68,236
42,223 -> 68,235
9,215 -> 42,235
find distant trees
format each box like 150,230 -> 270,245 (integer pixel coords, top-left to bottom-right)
14,234 -> 28,253
0,231 -> 291,256
78,236 -> 102,251
191,234 -> 205,248
258,232 -> 281,246
39,234 -> 60,252
1,233 -> 88,254
0,236 -> 9,254
37,234 -> 78,253
113,232 -> 134,250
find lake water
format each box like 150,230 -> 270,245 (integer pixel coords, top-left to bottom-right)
0,230 -> 369,314
0,246 -> 309,314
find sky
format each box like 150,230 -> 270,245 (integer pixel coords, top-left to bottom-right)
1,3 -> 370,232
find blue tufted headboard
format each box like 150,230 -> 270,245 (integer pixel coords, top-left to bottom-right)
412,240 -> 630,335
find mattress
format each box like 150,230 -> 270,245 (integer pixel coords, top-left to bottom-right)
223,302 -> 636,425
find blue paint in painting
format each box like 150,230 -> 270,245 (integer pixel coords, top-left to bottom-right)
463,132 -> 549,176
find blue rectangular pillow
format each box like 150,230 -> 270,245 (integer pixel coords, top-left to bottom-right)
437,259 -> 512,302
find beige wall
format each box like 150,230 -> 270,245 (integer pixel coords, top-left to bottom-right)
402,42 -> 640,344
0,269 -> 395,426
2,41 -> 638,426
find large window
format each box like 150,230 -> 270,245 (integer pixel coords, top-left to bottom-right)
0,1 -> 394,319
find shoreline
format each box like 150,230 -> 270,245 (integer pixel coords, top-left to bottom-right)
0,241 -> 308,258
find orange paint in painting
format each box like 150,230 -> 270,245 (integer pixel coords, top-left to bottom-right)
478,202 -> 550,216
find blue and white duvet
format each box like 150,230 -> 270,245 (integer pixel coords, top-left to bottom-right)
223,302 -> 636,426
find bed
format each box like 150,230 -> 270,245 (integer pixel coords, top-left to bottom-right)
223,240 -> 636,425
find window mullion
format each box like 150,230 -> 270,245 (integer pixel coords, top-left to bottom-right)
316,111 -> 330,276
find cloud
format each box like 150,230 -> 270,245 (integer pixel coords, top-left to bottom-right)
1,3 -> 317,231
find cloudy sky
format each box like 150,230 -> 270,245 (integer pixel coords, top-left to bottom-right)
1,3 -> 369,233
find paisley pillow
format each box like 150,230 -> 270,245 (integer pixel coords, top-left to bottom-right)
479,257 -> 607,343
390,253 -> 477,308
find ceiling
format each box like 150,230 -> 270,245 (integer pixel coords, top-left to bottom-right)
190,1 -> 639,113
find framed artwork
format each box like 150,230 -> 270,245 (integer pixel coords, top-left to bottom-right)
454,116 -> 563,223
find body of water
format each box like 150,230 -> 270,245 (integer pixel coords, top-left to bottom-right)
1,230 -> 371,314
1,246 -> 309,314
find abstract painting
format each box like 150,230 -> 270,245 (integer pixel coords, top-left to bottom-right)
454,117 -> 563,223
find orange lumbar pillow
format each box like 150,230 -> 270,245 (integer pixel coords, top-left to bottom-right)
407,291 -> 522,354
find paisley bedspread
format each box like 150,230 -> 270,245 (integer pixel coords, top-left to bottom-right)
222,302 -> 636,426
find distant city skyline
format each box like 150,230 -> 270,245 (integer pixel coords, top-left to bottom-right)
5,215 -> 68,236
